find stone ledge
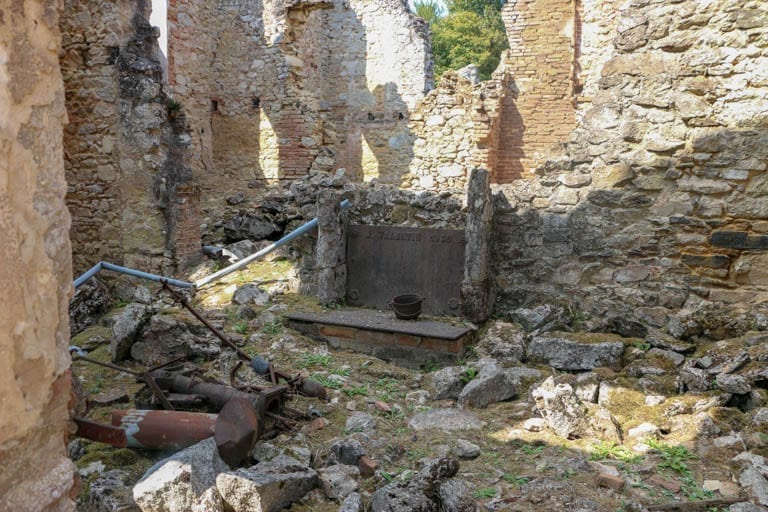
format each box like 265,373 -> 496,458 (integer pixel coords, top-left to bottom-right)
285,309 -> 474,369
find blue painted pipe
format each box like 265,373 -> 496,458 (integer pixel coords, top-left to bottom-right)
73,198 -> 351,290
73,261 -> 194,289
195,198 -> 351,288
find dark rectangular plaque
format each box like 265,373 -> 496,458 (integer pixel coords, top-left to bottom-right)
346,225 -> 465,316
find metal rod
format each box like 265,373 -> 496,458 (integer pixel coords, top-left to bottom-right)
73,354 -> 143,376
194,198 -> 351,288
163,283 -> 252,361
73,260 -> 194,289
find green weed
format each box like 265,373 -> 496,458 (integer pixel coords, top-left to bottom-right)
590,441 -> 643,464
298,353 -> 333,369
473,487 -> 497,499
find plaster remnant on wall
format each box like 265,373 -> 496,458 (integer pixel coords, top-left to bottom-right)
0,1 -> 75,510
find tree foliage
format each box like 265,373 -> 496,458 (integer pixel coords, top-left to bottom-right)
416,0 -> 508,81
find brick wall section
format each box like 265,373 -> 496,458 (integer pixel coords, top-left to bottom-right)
173,185 -> 203,267
495,0 -> 578,183
288,320 -> 470,369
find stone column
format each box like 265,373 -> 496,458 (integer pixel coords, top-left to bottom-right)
461,168 -> 494,322
0,1 -> 76,510
315,190 -> 347,304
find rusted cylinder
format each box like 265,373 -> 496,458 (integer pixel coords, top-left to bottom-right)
111,409 -> 218,450
151,370 -> 267,415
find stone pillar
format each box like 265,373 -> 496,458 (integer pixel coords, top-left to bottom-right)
315,190 -> 347,304
461,168 -> 494,322
0,1 -> 76,510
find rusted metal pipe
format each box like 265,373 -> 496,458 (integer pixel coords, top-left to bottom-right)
150,369 -> 269,414
112,409 -> 218,450
74,417 -> 127,448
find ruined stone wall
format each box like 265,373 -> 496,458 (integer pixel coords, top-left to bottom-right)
0,1 -> 75,510
495,0 -> 579,182
492,0 -> 768,332
168,0 -> 431,210
404,70 -> 506,191
63,0 -> 196,274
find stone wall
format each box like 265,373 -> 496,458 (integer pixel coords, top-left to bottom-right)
62,0 -> 195,274
404,70 -> 506,191
168,0 -> 432,211
0,1 -> 75,510
491,0 -> 768,332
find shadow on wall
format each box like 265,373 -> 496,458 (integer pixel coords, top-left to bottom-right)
205,1 -> 417,188
491,124 -> 768,335
493,77 -> 525,183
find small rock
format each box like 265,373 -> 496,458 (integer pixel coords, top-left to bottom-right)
133,438 -> 230,512
627,423 -> 659,440
454,440 -> 480,460
345,412 -> 376,433
457,360 -> 517,408
328,439 -> 366,466
647,348 -> 685,367
753,408 -> 768,426
111,304 -> 151,362
430,366 -> 466,400
88,470 -> 138,512
523,418 -> 547,432
714,435 -> 745,449
358,455 -> 378,478
318,465 -> 360,500
527,332 -> 624,371
739,465 -> 768,506
729,503 -> 768,512
645,395 -> 666,406
232,284 -> 269,306
439,478 -> 478,512
511,304 -> 565,331
339,492 -> 363,512
409,408 -> 486,432
716,373 -> 751,395
596,473 -> 625,490
216,455 -> 318,512
302,417 -> 328,434
650,474 -> 681,493
374,400 -> 391,413
476,321 -> 527,362
406,390 -> 431,405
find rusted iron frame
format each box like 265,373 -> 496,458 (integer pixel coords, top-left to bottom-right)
73,354 -> 184,410
163,282 -> 252,361
74,417 -> 127,448
162,282 -> 313,394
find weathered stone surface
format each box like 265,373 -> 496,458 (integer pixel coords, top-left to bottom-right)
409,408 -> 486,431
316,190 -> 347,304
430,366 -> 466,400
533,377 -> 621,442
328,439 -> 367,466
439,479 -> 478,512
371,458 -> 459,512
457,360 -> 517,408
70,278 -> 112,335
339,492 -> 363,512
87,470 -> 139,512
527,333 -> 625,370
475,321 -> 526,362
133,438 -> 230,512
461,169 -> 494,322
216,455 -> 318,512
232,284 -> 269,306
716,373 -> 751,395
345,412 -> 376,433
111,304 -> 152,362
711,231 -> 768,250
318,465 -> 360,500
453,440 -> 480,460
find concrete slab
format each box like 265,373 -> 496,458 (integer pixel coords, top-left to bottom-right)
284,309 -> 471,340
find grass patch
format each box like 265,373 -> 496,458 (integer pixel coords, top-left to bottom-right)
590,441 -> 643,465
298,353 -> 333,369
473,487 -> 497,499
